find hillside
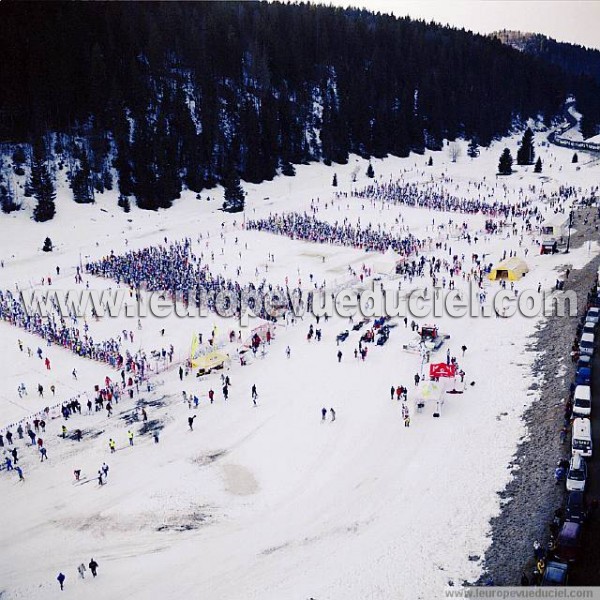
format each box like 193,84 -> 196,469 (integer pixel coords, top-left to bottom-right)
491,29 -> 600,137
1,2 -> 600,213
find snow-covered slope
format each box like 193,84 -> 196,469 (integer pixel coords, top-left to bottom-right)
0,134 -> 598,599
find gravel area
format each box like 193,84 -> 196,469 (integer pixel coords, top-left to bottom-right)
480,205 -> 600,584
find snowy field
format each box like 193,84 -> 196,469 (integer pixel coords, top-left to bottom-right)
0,132 -> 599,599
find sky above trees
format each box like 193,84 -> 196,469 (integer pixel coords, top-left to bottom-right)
315,1 -> 600,50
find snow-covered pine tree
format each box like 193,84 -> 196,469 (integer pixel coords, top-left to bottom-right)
498,148 -> 513,175
467,139 -> 479,158
516,127 -> 535,165
31,148 -> 56,222
222,167 -> 245,213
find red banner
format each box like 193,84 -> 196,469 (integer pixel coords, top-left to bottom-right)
429,363 -> 457,378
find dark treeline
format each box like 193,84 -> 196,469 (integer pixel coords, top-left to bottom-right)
1,1 -> 600,211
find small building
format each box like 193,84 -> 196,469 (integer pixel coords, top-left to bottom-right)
540,215 -> 570,242
488,257 -> 529,281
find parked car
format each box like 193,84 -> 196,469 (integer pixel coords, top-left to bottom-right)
566,454 -> 587,492
577,355 -> 592,370
586,307 -> 600,325
565,491 -> 587,524
582,321 -> 596,335
579,332 -> 595,356
572,384 -> 592,416
575,367 -> 592,386
554,521 -> 583,563
541,561 -> 569,585
572,418 -> 593,457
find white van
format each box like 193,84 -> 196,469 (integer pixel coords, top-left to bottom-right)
579,332 -> 595,356
572,418 -> 593,457
573,385 -> 592,417
566,453 -> 587,492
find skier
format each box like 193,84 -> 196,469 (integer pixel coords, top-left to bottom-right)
414,373 -> 420,386
40,447 -> 48,462
285,346 -> 291,359
89,559 -> 99,577
16,465 -> 24,481
251,384 -> 258,406
57,572 -> 66,591
61,425 -> 67,438
74,469 -> 81,481
390,386 -> 395,400
330,408 -> 336,422
102,463 -> 109,479
337,350 -> 342,362
188,415 -> 197,431
109,438 -> 116,453
98,471 -> 104,485
179,366 -> 184,381
208,389 -> 214,404
222,385 -> 229,400
128,430 -> 134,446
72,368 -> 77,380
321,407 -> 327,421
77,563 -> 86,579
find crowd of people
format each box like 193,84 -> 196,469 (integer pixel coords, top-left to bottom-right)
245,212 -> 423,255
85,239 -> 296,321
0,289 -> 127,367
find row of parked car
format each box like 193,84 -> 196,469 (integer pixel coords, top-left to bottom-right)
541,298 -> 599,584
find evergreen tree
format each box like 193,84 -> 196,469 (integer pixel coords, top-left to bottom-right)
366,163 -> 374,178
222,167 -> 245,213
498,148 -> 513,175
572,153 -> 578,163
117,194 -> 131,213
12,146 -> 27,166
332,173 -> 338,187
516,127 -> 535,165
42,237 -> 53,252
31,148 -> 56,222
281,161 -> 296,176
71,148 -> 94,203
534,157 -> 542,173
467,139 -> 479,158
0,181 -> 19,213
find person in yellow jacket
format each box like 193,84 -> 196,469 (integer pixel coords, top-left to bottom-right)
128,430 -> 134,446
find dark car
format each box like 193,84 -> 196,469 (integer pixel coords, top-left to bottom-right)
565,491 -> 587,524
541,561 -> 568,585
555,521 -> 582,563
577,355 -> 592,370
575,367 -> 592,386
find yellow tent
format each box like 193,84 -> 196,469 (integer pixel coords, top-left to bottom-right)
190,335 -> 229,370
191,350 -> 229,371
488,257 -> 529,281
